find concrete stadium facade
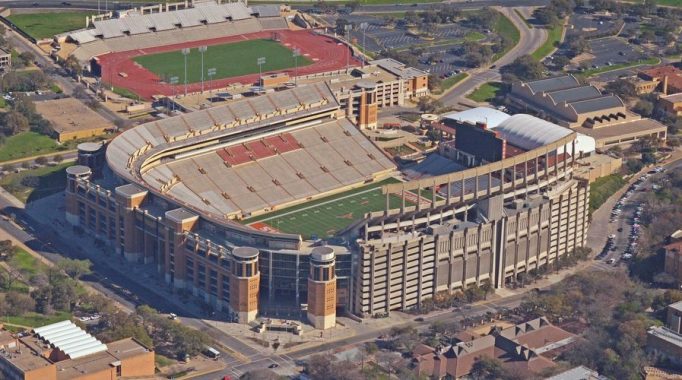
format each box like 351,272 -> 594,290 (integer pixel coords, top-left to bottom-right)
64,84 -> 589,328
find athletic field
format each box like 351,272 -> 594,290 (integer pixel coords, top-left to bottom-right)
242,178 -> 415,239
133,39 -> 312,84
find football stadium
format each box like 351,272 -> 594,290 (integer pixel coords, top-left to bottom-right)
61,2 -> 591,330
57,0 -> 359,98
66,71 -> 592,328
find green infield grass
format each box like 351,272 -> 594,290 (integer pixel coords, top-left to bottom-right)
7,12 -> 94,39
242,177 -> 432,239
133,39 -> 312,84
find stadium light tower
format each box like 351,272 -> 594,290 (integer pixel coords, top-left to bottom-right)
199,45 -> 207,93
360,22 -> 368,68
293,48 -> 300,86
181,48 -> 190,97
207,68 -> 216,93
169,76 -> 179,112
257,57 -> 266,89
344,24 -> 352,70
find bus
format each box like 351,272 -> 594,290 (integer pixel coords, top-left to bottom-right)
204,346 -> 221,359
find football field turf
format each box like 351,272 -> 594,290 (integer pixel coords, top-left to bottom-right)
243,178 -> 408,239
133,39 -> 312,84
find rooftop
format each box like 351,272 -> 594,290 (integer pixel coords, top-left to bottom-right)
34,98 -> 114,135
441,107 -> 511,129
568,95 -> 624,114
33,321 -> 107,359
547,85 -> 602,104
662,93 -> 682,103
574,118 -> 667,141
371,58 -> 428,79
525,75 -> 580,94
648,326 -> 682,347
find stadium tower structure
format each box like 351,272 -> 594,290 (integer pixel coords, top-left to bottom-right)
65,83 -> 590,327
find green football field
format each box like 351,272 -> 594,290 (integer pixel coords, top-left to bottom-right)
243,178 -> 413,239
133,39 -> 312,83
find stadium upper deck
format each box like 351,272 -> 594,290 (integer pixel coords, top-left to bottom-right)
106,82 -> 395,223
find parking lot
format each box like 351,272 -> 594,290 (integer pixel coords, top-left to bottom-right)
322,13 -> 485,76
568,13 -> 620,39
587,37 -> 643,68
597,166 -> 666,268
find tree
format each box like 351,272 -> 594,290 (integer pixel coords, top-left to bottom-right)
72,85 -> 88,100
604,79 -> 637,99
470,356 -> 505,380
1,111 -> 29,135
240,369 -> 281,380
34,156 -> 48,166
633,99 -> 654,117
417,97 -> 442,113
18,51 -> 35,66
0,240 -> 14,259
501,55 -> 545,82
57,258 -> 92,279
533,7 -> 560,25
20,176 -> 39,188
53,154 -> 64,163
6,291 -> 36,315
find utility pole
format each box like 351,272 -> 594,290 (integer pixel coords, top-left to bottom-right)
257,57 -> 266,90
181,48 -> 190,97
198,45 -> 207,93
292,48 -> 300,86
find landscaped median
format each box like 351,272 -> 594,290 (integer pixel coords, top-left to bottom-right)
580,57 -> 661,77
531,23 -> 564,61
466,82 -> 504,103
492,12 -> 520,61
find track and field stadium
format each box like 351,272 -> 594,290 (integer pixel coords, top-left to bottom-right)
95,30 -> 357,99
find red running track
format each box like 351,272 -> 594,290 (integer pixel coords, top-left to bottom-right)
97,29 -> 362,99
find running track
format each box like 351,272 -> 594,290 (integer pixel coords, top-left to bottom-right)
97,29 -> 362,99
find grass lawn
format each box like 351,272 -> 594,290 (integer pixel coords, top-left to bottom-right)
134,39 -> 312,84
385,144 -> 417,156
531,24 -> 563,60
493,12 -> 520,61
0,161 -> 74,203
242,178 -> 408,239
112,86 -> 140,100
464,31 -> 486,42
589,174 -> 627,213
581,57 -> 660,77
155,354 -> 176,368
0,132 -> 61,162
8,247 -> 47,276
3,311 -> 72,328
466,82 -> 504,102
439,73 -> 468,93
7,12 -> 94,39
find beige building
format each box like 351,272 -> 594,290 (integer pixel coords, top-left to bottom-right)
510,75 -> 667,148
35,98 -> 113,142
660,93 -> 682,118
0,48 -> 11,70
0,321 -> 154,380
647,302 -> 682,368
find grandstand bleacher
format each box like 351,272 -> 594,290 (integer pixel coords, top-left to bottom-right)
64,1 -> 285,63
143,118 -> 395,218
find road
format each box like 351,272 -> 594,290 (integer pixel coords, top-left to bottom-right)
439,6 -> 547,107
